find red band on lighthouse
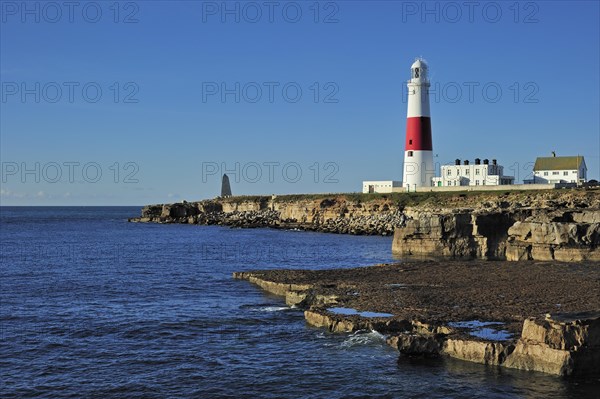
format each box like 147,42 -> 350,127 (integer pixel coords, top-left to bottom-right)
405,117 -> 432,150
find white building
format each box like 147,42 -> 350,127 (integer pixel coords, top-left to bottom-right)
431,159 -> 514,187
526,155 -> 587,184
362,181 -> 403,194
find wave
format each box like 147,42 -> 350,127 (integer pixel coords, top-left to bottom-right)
340,330 -> 386,348
255,306 -> 290,312
239,303 -> 294,312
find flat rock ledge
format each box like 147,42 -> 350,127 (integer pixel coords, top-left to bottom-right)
233,263 -> 600,377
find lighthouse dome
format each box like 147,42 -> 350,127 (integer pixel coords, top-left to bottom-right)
411,58 -> 428,69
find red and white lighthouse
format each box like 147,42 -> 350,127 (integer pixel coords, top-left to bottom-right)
402,58 -> 434,189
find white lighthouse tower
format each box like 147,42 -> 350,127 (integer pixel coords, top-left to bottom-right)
402,58 -> 434,190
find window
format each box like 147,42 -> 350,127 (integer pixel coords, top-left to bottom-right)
475,169 -> 480,175
552,171 -> 559,175
572,171 -> 577,174
407,151 -> 413,157
447,181 -> 451,186
544,172 -> 548,176
409,139 -> 413,145
564,171 -> 568,176
447,169 -> 451,176
465,169 -> 470,175
475,180 -> 480,185
482,180 -> 486,185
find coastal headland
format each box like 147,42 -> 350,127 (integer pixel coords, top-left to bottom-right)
130,189 -> 600,261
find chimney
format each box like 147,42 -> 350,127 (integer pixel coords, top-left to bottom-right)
483,159 -> 489,165
464,160 -> 470,165
475,158 -> 481,165
455,159 -> 461,165
492,159 -> 497,166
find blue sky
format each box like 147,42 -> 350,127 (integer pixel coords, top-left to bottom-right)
1,0 -> 599,205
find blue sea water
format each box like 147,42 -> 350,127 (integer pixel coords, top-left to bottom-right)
1,207 -> 598,398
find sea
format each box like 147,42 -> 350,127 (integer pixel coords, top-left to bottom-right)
1,207 -> 598,398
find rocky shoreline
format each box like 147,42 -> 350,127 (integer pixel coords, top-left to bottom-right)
129,194 -> 410,236
130,190 -> 600,260
233,261 -> 600,376
129,190 -> 600,375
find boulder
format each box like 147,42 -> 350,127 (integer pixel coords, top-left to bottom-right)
502,312 -> 600,376
395,333 -> 443,358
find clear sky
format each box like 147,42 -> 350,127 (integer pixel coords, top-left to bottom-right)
1,0 -> 599,205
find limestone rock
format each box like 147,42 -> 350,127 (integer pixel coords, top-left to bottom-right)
443,339 -> 510,366
285,290 -> 339,308
506,220 -> 600,261
502,312 -> 600,376
393,208 -> 600,262
391,212 -> 475,258
396,333 -> 444,358
304,310 -> 363,333
502,339 -> 574,375
285,290 -> 308,307
235,270 -> 600,376
232,272 -> 311,296
132,192 -> 600,257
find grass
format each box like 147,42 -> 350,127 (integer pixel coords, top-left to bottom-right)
209,189 -> 567,207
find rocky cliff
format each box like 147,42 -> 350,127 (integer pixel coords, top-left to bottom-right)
391,190 -> 600,261
130,190 -> 600,260
130,193 -> 413,235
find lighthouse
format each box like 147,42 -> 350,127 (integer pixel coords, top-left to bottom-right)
402,58 -> 434,190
